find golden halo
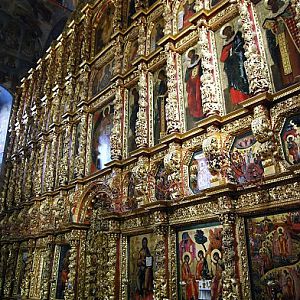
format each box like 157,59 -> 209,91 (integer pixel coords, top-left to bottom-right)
220,23 -> 234,39
182,251 -> 192,262
277,226 -> 285,233
211,249 -> 222,263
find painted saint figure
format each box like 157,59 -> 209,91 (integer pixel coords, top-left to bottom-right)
195,250 -> 209,280
185,49 -> 203,121
211,250 -> 224,300
263,0 -> 300,89
136,237 -> 154,300
154,69 -> 168,144
220,24 -> 250,106
128,88 -> 139,152
181,254 -> 199,300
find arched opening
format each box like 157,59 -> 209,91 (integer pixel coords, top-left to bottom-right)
0,85 -> 13,168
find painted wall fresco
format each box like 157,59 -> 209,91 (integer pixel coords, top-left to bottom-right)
55,245 -> 71,299
128,87 -> 139,153
0,85 -> 12,167
255,0 -> 300,91
181,45 -> 204,130
177,224 -> 223,300
95,3 -> 115,54
215,18 -> 250,113
189,151 -> 212,194
177,0 -> 196,31
230,132 -> 264,184
153,68 -> 168,144
247,210 -> 300,300
281,114 -> 300,165
91,104 -> 114,172
92,59 -> 114,97
129,233 -> 155,300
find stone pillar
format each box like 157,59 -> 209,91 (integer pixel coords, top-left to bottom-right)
165,43 -> 181,133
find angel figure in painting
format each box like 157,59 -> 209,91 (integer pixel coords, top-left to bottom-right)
136,237 -> 154,300
195,250 -> 209,280
181,253 -> 199,300
185,49 -> 203,121
220,23 -> 250,106
211,250 -> 224,300
263,0 -> 300,88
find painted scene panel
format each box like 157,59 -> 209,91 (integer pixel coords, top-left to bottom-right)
129,233 -> 155,300
230,132 -> 264,184
280,114 -> 300,165
182,45 -> 204,130
91,104 -> 114,172
247,210 -> 300,300
254,0 -> 300,91
189,151 -> 212,194
215,18 -> 250,113
178,224 -> 223,300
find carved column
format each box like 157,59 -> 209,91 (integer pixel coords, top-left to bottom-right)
111,80 -> 123,160
34,139 -> 46,196
238,0 -> 271,94
218,197 -> 240,300
164,142 -> 183,199
81,8 -> 92,62
165,43 -> 181,133
14,153 -> 24,205
198,25 -> 222,116
251,104 -> 276,174
40,237 -> 54,300
64,237 -> 79,300
59,121 -> 72,185
163,0 -> 173,35
137,17 -> 147,56
0,244 -> 8,296
44,132 -> 57,192
74,110 -> 88,178
3,242 -> 19,298
136,63 -> 149,148
20,239 -> 35,298
113,35 -> 123,76
153,224 -> 168,299
67,28 -> 77,77
24,146 -> 36,200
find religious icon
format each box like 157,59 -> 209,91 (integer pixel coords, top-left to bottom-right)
189,151 -> 212,194
92,60 -> 114,96
127,39 -> 139,70
129,234 -> 155,300
56,245 -> 71,299
91,104 -> 114,172
153,68 -> 168,144
178,224 -> 223,300
177,0 -> 196,31
219,22 -> 250,111
230,132 -> 264,183
150,18 -> 165,52
280,114 -> 300,165
247,210 -> 300,300
261,0 -> 300,90
128,87 -> 139,153
182,46 -> 204,130
94,3 -> 115,54
155,162 -> 171,200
